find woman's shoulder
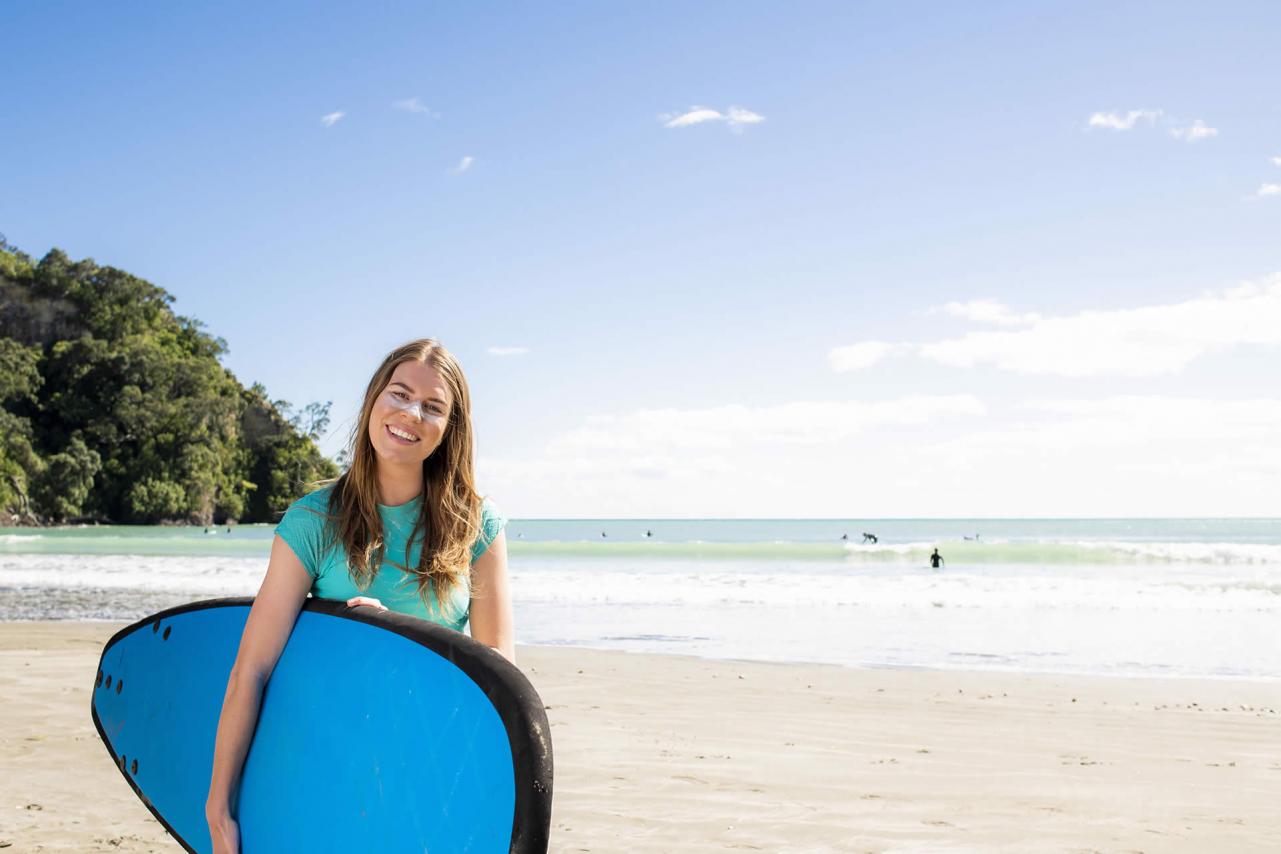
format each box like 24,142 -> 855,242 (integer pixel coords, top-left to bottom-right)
277,483 -> 337,532
472,495 -> 507,562
292,482 -> 337,511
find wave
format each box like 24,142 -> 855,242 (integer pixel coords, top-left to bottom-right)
3,532 -> 1280,566
506,539 -> 1281,566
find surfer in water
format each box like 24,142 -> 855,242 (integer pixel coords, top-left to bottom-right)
930,548 -> 944,570
205,339 -> 514,854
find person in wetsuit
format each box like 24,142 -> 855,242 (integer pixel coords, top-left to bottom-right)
930,548 -> 944,569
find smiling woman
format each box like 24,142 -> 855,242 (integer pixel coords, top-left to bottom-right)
203,338 -> 513,854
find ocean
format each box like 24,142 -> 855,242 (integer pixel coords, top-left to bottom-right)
3,518 -> 1279,681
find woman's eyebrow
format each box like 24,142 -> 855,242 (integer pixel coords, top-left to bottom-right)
390,380 -> 449,405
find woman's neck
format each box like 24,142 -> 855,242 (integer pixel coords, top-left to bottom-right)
376,465 -> 424,507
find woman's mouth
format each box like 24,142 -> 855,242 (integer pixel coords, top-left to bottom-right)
385,424 -> 420,445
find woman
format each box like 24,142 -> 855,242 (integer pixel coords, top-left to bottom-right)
204,339 -> 513,854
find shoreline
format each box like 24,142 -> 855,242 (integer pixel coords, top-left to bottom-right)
5,618 -> 1278,686
4,621 -> 1281,852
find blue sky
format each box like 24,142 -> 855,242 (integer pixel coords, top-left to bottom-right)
5,1 -> 1280,517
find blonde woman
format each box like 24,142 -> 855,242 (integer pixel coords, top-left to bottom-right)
205,339 -> 513,854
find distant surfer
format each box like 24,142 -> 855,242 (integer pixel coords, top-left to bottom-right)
646,530 -> 652,538
930,548 -> 944,569
862,532 -> 878,544
206,339 -> 515,854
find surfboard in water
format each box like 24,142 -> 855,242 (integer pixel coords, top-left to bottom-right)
91,597 -> 553,853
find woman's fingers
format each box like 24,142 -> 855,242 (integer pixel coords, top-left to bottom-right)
345,596 -> 388,610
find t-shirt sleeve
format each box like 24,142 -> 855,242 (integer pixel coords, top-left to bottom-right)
274,497 -> 330,580
470,497 -> 507,563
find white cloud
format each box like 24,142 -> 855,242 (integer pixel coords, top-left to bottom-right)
480,393 -> 1281,516
663,107 -> 723,128
451,155 -> 475,174
1169,119 -> 1218,142
827,341 -> 894,372
725,106 -> 765,128
548,396 -> 985,455
480,395 -> 985,515
487,346 -> 529,357
393,97 -> 439,117
830,274 -> 1281,378
320,111 -> 345,127
662,105 -> 765,131
1086,109 -> 1162,131
1271,156 -> 1281,167
906,395 -> 1281,515
940,299 -> 1041,327
1256,183 -> 1281,198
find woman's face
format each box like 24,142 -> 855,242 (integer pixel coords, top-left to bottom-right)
367,360 -> 453,466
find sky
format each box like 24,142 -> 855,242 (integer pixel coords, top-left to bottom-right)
4,1 -> 1280,518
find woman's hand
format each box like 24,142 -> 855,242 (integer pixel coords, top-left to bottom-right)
207,809 -> 240,854
346,596 -> 388,611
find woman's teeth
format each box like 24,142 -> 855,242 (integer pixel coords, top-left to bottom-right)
386,425 -> 419,443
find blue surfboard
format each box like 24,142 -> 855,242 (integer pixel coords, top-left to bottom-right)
91,597 -> 553,853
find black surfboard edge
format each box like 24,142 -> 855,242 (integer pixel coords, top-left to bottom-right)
90,596 -> 553,854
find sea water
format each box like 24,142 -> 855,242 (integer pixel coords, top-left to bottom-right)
3,518 -> 1279,681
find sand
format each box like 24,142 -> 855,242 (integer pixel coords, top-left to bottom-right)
2,622 -> 1279,853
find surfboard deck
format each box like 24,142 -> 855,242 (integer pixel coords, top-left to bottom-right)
91,597 -> 552,853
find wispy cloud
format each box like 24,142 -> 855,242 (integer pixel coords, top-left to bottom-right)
663,107 -> 723,128
1169,119 -> 1218,142
488,346 -> 529,357
451,155 -> 475,175
548,396 -> 985,455
1087,109 -> 1220,144
661,105 -> 765,132
478,395 -> 985,515
829,274 -> 1281,378
724,106 -> 765,129
393,97 -> 439,117
1256,183 -> 1281,198
320,111 -> 345,127
1086,109 -> 1162,131
481,392 -> 1280,516
1272,156 -> 1281,167
827,341 -> 895,372
940,299 -> 1041,327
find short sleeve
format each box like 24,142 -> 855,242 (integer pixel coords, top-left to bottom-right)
470,497 -> 507,563
275,495 -> 331,580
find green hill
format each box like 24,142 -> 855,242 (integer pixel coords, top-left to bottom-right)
0,237 -> 338,525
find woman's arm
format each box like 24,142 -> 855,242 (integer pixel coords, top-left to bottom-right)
468,529 -> 515,664
205,534 -> 313,853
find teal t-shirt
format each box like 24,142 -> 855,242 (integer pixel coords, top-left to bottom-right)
274,484 -> 506,633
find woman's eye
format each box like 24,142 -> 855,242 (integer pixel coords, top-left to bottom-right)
391,390 -> 408,400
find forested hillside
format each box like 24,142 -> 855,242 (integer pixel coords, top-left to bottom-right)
0,237 -> 337,525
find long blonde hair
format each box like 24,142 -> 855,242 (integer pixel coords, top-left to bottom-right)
325,339 -> 481,612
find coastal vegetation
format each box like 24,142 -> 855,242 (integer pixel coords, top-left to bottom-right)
0,237 -> 337,526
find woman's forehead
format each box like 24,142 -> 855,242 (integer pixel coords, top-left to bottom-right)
388,361 -> 450,402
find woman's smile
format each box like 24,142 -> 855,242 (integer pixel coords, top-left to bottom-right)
385,423 -> 420,444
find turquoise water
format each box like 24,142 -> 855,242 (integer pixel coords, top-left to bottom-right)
4,517 -> 1279,559
4,518 -> 1280,680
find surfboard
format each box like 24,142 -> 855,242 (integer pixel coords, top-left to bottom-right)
91,597 -> 552,853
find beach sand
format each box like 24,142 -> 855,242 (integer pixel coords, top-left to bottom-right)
2,622 -> 1279,852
